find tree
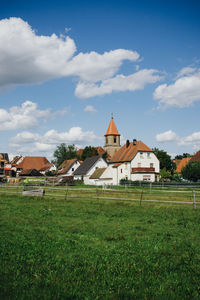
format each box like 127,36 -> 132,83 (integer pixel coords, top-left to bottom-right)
159,168 -> 172,181
153,148 -> 175,172
181,161 -> 200,182
81,146 -> 98,161
175,153 -> 192,160
53,143 -> 77,167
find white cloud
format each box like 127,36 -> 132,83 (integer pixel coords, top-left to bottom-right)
84,105 -> 97,113
75,69 -> 162,98
9,127 -> 101,154
0,17 -> 76,90
0,17 -> 161,99
154,68 -> 200,108
156,130 -> 200,150
156,130 -> 178,142
176,66 -> 196,78
66,49 -> 139,82
0,101 -> 66,131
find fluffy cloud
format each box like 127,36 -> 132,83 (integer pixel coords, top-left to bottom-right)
10,127 -> 101,154
84,105 -> 97,113
0,17 -> 161,98
156,130 -> 200,150
0,101 -> 66,131
154,68 -> 200,108
156,130 -> 178,142
76,69 -> 162,98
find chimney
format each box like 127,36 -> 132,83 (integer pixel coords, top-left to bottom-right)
133,139 -> 137,145
126,140 -> 130,148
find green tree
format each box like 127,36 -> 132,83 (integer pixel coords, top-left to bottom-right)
175,153 -> 192,160
81,146 -> 98,161
153,148 -> 174,172
181,161 -> 200,182
53,143 -> 77,167
159,168 -> 172,181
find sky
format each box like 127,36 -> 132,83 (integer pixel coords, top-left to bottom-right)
0,0 -> 200,160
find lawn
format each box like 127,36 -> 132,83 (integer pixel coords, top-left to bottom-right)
1,194 -> 200,299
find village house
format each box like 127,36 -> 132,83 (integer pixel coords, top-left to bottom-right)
57,158 -> 81,177
0,153 -> 9,176
73,156 -> 108,184
16,156 -> 56,176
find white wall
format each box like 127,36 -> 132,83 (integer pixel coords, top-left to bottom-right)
131,152 -> 159,172
81,157 -> 108,185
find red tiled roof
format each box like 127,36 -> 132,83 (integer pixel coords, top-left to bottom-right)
176,157 -> 192,173
57,159 -> 77,175
191,150 -> 200,162
105,118 -> 120,136
110,141 -> 153,163
17,156 -> 51,171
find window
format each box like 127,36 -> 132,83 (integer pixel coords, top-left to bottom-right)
121,169 -> 123,174
114,136 -> 116,143
140,152 -> 144,158
72,168 -> 74,172
150,163 -> 154,168
106,137 -> 108,144
147,152 -> 151,158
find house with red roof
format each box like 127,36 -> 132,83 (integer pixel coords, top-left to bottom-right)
88,117 -> 160,185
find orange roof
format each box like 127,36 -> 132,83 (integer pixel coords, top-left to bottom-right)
17,156 -> 51,171
57,158 -> 77,175
105,118 -> 120,136
110,141 -> 153,163
191,150 -> 200,162
176,157 -> 192,173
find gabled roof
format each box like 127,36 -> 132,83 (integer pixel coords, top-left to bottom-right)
191,150 -> 200,162
17,156 -> 51,171
73,156 -> 101,176
89,168 -> 106,179
105,118 -> 120,136
175,157 -> 192,173
11,156 -> 23,164
110,141 -> 153,163
57,158 -> 78,175
39,163 -> 54,172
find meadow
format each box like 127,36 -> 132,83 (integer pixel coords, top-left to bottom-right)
1,191 -> 200,299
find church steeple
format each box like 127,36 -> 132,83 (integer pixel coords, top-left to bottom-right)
104,115 -> 121,157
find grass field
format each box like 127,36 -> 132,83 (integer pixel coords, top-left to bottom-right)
1,193 -> 200,299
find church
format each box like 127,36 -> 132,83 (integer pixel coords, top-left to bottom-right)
88,116 -> 160,185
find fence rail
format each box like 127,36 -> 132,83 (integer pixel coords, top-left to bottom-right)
0,184 -> 200,208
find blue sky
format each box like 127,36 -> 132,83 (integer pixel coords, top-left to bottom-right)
0,0 -> 200,159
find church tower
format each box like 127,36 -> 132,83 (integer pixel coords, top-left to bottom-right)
104,115 -> 121,157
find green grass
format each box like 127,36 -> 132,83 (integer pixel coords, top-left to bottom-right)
1,195 -> 200,299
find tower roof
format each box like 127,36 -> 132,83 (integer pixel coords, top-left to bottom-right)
105,117 -> 120,136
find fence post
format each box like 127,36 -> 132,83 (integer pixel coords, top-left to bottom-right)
140,189 -> 143,206
96,188 -> 99,201
150,182 -> 152,194
65,188 -> 68,200
193,190 -> 196,209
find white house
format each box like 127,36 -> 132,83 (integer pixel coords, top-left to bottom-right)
108,139 -> 160,184
89,167 -> 113,186
73,156 -> 108,184
57,159 -> 81,177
